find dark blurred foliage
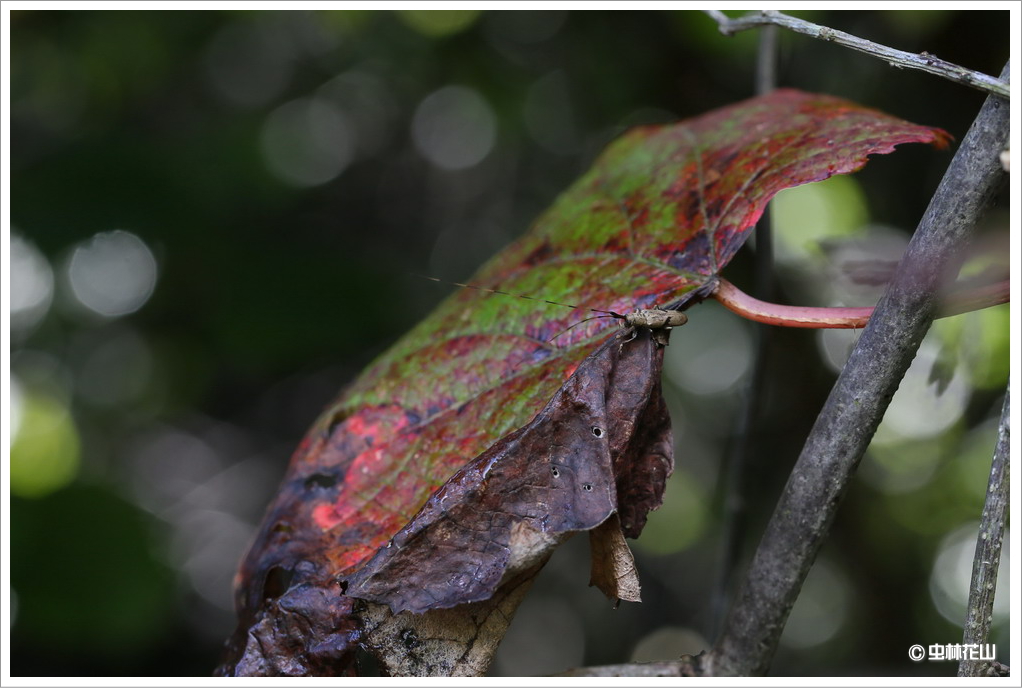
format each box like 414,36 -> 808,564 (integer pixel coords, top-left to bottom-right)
8,9 -> 1010,677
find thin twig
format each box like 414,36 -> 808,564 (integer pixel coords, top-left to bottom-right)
755,24 -> 779,97
705,10 -> 1010,99
712,277 -> 1009,328
958,388 -> 1009,677
706,61 -> 1009,677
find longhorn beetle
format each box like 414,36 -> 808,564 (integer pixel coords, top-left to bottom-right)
416,274 -> 690,347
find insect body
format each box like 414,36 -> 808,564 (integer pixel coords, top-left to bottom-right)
417,274 -> 689,346
623,308 -> 688,330
622,308 -> 688,346
551,304 -> 689,347
617,308 -> 690,345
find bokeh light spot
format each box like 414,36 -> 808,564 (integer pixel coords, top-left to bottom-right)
67,230 -> 158,317
76,327 -> 154,408
861,436 -> 943,495
412,85 -> 496,171
875,338 -> 969,441
633,469 -> 708,555
261,96 -> 354,186
524,70 -> 579,155
929,522 -> 1009,626
773,175 -> 869,264
10,390 -> 81,498
10,232 -> 54,332
664,303 -> 752,396
953,418 -> 1004,503
631,626 -> 707,661
11,376 -> 25,439
129,426 -> 225,515
317,70 -> 400,160
780,558 -> 851,649
816,327 -> 860,373
945,306 -> 1010,391
170,509 -> 255,610
203,19 -> 295,108
397,10 -> 480,38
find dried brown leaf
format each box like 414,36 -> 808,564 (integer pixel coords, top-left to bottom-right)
343,327 -> 673,674
589,513 -> 642,603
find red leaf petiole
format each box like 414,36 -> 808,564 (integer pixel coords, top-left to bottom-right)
712,276 -> 1009,328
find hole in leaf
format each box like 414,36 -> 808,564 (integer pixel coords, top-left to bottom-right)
592,426 -> 604,437
304,472 -> 337,489
400,627 -> 422,650
583,483 -> 593,492
262,565 -> 294,602
551,466 -> 560,478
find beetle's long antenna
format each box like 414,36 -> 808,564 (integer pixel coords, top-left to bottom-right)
546,313 -> 622,344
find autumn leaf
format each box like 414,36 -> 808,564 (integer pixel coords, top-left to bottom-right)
342,328 -> 664,615
218,89 -> 949,676
346,327 -> 670,675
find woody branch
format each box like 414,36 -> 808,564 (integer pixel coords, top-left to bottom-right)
704,10 -> 1010,99
706,60 -> 1009,677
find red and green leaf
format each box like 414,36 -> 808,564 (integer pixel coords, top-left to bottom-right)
219,89 -> 949,676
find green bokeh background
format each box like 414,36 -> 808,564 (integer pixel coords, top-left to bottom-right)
8,9 -> 1010,677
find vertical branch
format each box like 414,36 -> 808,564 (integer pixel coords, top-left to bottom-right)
958,388 -> 1010,677
752,23 -> 778,299
710,25 -> 780,639
755,25 -> 779,97
706,61 -> 1009,677
751,25 -> 778,301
